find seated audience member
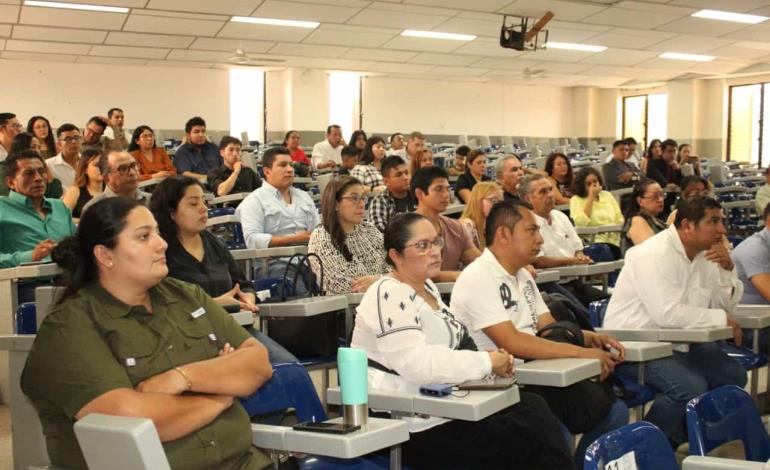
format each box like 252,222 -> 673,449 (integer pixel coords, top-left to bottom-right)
454,150 -> 491,204
10,132 -> 40,156
27,115 -> 56,159
149,176 -> 296,364
497,154 -> 525,203
520,174 -> 607,306
570,167 -> 624,259
62,149 -> 104,220
545,152 -> 575,204
22,197 -> 274,470
82,151 -> 144,213
0,151 -> 76,268
386,132 -> 406,158
404,131 -> 426,165
351,212 -> 576,470
665,175 -> 711,226
448,145 -> 470,177
10,133 -> 62,199
81,116 -> 109,153
349,130 -> 367,152
621,179 -> 666,255
625,137 -> 640,166
452,201 -> 627,464
103,107 -> 130,151
409,148 -> 434,176
733,203 -> 770,305
647,139 -> 682,191
459,182 -> 503,249
47,123 -> 82,191
337,145 -> 359,176
368,156 -> 415,232
756,167 -> 770,215
677,143 -> 701,175
208,136 -> 261,197
0,113 -> 22,161
311,125 -> 343,170
308,176 -> 388,295
351,136 -> 386,191
174,116 -> 222,179
414,166 -> 480,280
128,125 -> 176,180
604,196 -> 747,447
236,147 -> 319,284
283,130 -> 311,176
603,140 -> 641,191
641,138 -> 662,175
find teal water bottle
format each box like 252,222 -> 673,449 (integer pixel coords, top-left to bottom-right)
337,347 -> 368,426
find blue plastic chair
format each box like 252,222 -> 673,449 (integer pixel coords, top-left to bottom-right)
240,363 -> 404,470
584,421 -> 678,470
15,302 -> 36,334
588,299 -> 609,329
719,342 -> 767,372
686,385 -> 770,462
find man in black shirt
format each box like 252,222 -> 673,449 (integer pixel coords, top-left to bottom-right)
603,140 -> 641,190
337,145 -> 359,176
208,136 -> 261,196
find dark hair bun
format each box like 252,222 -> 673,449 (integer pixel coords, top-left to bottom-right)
51,236 -> 83,272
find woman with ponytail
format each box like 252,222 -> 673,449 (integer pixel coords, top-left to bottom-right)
21,197 -> 274,470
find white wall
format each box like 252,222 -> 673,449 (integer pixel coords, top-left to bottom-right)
0,59 -> 230,132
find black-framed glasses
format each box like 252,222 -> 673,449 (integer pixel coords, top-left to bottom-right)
113,162 -> 139,175
641,193 -> 665,201
339,194 -> 368,205
404,236 -> 445,254
61,135 -> 82,143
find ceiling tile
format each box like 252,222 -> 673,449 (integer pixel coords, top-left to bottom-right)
452,37 -> 523,58
656,17 -> 749,36
577,75 -> 629,87
268,42 -> 348,58
12,25 -> 106,43
166,49 -> 234,61
645,34 -> 736,54
614,1 -> 695,15
380,35 -> 467,53
0,4 -> 17,23
0,39 -> 5,49
408,52 -> 481,66
471,57 -> 541,70
1,50 -> 77,62
129,9 -> 227,21
89,45 -> 170,59
533,61 -> 594,74
52,0 -> 146,6
708,42 -> 770,60
366,1 -> 459,16
582,7 -> 680,28
589,29 -> 673,49
106,32 -> 195,49
523,47 -> 600,63
123,13 -> 225,36
252,0 -> 362,23
145,0 -> 262,16
190,37 -> 274,52
346,7 -> 450,30
430,17 -> 500,38
5,39 -> 91,54
76,55 -> 148,66
302,24 -> 398,48
723,24 -> 770,43
580,48 -> 659,66
146,59 -> 218,68
688,59 -> 749,75
404,0 -> 512,11
19,6 -> 126,29
669,0 -> 769,13
342,47 -> 417,63
0,24 -> 11,38
497,0 -> 608,22
546,26 -> 604,43
426,65 -> 490,77
217,22 -> 314,42
368,62 -> 434,74
643,57 -> 697,70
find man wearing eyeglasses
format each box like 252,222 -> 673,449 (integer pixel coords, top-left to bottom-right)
0,151 -> 76,268
81,151 -> 144,214
0,113 -> 22,162
46,123 -> 83,191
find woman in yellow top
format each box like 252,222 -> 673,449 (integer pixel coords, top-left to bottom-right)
570,167 -> 624,259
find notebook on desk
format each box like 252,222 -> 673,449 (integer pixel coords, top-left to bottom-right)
456,376 -> 517,391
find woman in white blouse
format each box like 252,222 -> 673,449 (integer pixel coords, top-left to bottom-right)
351,212 -> 575,470
308,176 -> 390,294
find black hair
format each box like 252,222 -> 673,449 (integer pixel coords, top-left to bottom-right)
573,166 -> 604,198
624,137 -> 637,146
645,138 -> 662,159
282,130 -> 299,146
673,196 -> 723,228
262,146 -> 290,170
455,145 -> 470,157
381,155 -> 406,178
384,212 -> 429,267
149,176 -> 205,247
612,140 -> 627,149
678,143 -> 690,153
544,152 -> 573,184
326,125 -> 341,135
52,197 -> 144,302
0,113 -> 15,127
361,136 -> 385,165
465,149 -> 486,175
661,139 -> 678,153
680,175 -> 708,192
341,145 -> 360,159
185,116 -> 206,134
88,116 -> 108,130
321,176 -> 364,262
26,116 -> 56,153
56,123 -> 79,138
349,130 -> 368,148
9,132 -> 35,157
411,166 -> 449,196
389,133 -> 402,143
484,200 -> 529,248
127,125 -> 155,152
3,150 -> 44,180
622,178 -> 660,219
107,108 -> 123,118
218,135 -> 242,151
764,202 -> 770,221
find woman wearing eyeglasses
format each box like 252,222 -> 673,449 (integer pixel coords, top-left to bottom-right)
621,179 -> 667,255
459,182 -> 503,250
128,125 -> 176,181
308,176 -> 389,295
351,212 -> 575,470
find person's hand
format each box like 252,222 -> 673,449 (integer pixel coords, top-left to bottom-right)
588,183 -> 602,199
670,160 -> 680,170
136,368 -> 189,395
151,171 -> 169,178
587,332 -> 625,361
233,161 -> 242,174
351,275 -> 380,293
579,347 -> 621,381
31,239 -> 56,261
525,264 -> 537,279
209,394 -> 235,412
487,349 -> 515,378
618,172 -> 633,183
574,252 -> 593,265
705,238 -> 734,271
726,315 -> 743,347
219,342 -> 235,356
214,284 -> 257,312
292,231 -> 312,244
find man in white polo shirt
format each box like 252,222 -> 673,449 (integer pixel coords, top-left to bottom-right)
46,123 -> 82,191
451,200 -> 627,464
604,196 -> 746,448
311,125 -> 343,170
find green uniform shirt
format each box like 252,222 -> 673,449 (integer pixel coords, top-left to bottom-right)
21,277 -> 271,470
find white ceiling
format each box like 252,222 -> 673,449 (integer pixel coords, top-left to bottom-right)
1,0 -> 770,87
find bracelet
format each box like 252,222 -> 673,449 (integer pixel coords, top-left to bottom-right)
173,366 -> 192,391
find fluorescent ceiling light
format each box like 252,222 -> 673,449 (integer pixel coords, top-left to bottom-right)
659,52 -> 715,62
401,30 -> 476,41
231,16 -> 319,29
691,9 -> 767,24
546,42 -> 607,52
23,0 -> 128,13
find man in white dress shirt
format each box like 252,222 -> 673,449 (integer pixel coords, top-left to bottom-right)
46,123 -> 82,191
604,196 -> 746,447
311,125 -> 343,170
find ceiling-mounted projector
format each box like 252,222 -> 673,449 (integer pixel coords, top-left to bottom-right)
500,11 -> 553,51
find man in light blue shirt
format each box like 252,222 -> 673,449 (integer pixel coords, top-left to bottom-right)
0,151 -> 76,268
236,147 -> 319,288
732,204 -> 770,305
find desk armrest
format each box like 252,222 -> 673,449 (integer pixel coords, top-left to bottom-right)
516,358 -> 601,387
682,456 -> 767,470
230,311 -> 254,326
327,388 -> 415,414
250,423 -> 288,451
620,341 -> 672,362
657,327 -> 733,343
595,329 -> 659,341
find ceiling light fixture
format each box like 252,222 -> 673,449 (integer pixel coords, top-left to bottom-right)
230,16 -> 319,29
401,30 -> 476,41
23,1 -> 129,13
691,9 -> 767,24
659,52 -> 715,62
545,42 -> 607,52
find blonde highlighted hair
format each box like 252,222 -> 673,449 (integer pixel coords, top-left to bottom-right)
460,181 -> 502,249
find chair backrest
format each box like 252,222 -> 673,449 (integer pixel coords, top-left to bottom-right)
74,414 -> 171,470
15,302 -> 37,334
317,173 -> 334,199
584,421 -> 679,470
588,298 -> 610,328
239,362 -> 327,423
687,385 -> 770,462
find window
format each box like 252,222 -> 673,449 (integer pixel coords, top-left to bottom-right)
622,93 -> 668,150
229,68 -> 264,144
727,83 -> 764,164
328,72 -> 361,141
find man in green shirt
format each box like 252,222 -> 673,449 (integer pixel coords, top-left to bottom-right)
0,151 -> 76,268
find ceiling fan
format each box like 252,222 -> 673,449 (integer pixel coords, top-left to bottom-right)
227,48 -> 286,66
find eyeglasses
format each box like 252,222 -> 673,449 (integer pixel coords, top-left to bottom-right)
404,236 -> 445,254
61,135 -> 82,143
5,123 -> 22,130
339,194 -> 368,205
113,162 -> 139,175
641,193 -> 665,201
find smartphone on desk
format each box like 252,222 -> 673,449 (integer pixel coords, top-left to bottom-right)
292,421 -> 360,434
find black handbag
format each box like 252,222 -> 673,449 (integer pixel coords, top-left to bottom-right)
264,253 -> 342,357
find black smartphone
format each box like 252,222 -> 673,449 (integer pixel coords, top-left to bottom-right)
292,421 -> 361,434
222,304 -> 241,313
